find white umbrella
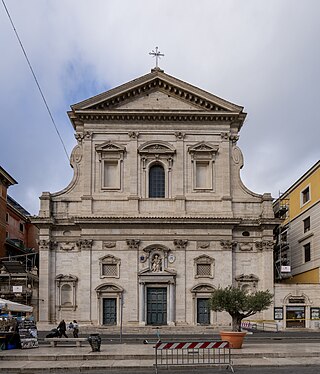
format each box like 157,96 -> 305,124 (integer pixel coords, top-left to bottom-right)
0,298 -> 33,313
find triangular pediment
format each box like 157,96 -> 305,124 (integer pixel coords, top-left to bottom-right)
95,141 -> 126,153
189,142 -> 219,154
71,70 -> 244,114
115,90 -> 200,111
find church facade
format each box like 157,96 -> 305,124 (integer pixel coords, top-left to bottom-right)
34,69 -> 276,329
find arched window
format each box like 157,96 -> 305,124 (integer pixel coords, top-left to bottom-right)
149,164 -> 165,198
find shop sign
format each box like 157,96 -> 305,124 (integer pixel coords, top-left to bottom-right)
12,286 -> 22,293
17,319 -> 38,349
274,307 -> 283,320
288,297 -> 305,304
311,308 -> 320,320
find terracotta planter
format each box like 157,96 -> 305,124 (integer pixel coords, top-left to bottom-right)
219,331 -> 246,349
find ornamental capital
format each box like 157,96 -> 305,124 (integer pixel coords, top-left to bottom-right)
128,131 -> 139,139
76,239 -> 93,250
220,240 -> 237,250
126,239 -> 140,249
173,239 -> 188,249
255,240 -> 275,251
38,239 -> 57,250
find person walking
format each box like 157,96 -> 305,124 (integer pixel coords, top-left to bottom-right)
57,319 -> 68,338
72,320 -> 79,338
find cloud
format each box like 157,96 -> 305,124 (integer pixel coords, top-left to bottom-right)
1,0 -> 319,213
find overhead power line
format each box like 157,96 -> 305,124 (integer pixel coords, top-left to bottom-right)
2,0 -> 70,162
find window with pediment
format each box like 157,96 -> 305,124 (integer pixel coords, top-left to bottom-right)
100,255 -> 121,278
189,142 -> 218,191
194,255 -> 214,279
138,141 -> 175,198
96,141 -> 126,190
235,274 -> 259,293
56,274 -> 78,310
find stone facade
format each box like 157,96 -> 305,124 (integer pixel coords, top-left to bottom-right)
33,69 -> 276,329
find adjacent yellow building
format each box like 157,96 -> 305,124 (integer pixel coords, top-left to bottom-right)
273,160 -> 320,329
274,160 -> 320,283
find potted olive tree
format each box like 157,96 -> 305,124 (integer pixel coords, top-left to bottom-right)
210,286 -> 273,348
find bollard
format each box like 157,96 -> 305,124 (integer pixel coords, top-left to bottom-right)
88,333 -> 101,352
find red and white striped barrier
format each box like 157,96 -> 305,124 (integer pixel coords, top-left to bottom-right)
154,340 -> 234,373
155,341 -> 230,350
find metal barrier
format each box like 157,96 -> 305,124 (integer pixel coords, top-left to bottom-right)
241,320 -> 279,332
154,340 -> 234,373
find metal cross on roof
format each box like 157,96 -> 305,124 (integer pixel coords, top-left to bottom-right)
149,47 -> 164,69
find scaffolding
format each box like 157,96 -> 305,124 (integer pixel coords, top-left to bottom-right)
274,192 -> 291,281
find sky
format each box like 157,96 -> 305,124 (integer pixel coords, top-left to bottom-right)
1,0 -> 319,215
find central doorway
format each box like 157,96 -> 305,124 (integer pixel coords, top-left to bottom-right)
197,298 -> 210,325
147,287 -> 167,325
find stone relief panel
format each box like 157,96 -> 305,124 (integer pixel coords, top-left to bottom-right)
238,243 -> 253,252
103,241 -> 117,249
59,242 -> 76,252
197,241 -> 210,249
70,145 -> 82,164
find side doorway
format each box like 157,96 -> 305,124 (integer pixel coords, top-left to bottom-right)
197,298 -> 210,325
103,298 -> 117,325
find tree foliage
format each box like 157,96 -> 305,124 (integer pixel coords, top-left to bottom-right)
209,286 -> 273,331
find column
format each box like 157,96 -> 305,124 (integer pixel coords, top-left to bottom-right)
168,282 -> 176,325
139,282 -> 145,325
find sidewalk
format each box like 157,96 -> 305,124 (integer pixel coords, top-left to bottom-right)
1,341 -> 320,371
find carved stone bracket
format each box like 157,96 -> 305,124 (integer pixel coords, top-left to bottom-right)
75,133 -> 84,144
84,131 -> 93,140
221,132 -> 229,140
220,240 -> 237,250
75,131 -> 92,143
76,239 -> 93,251
173,239 -> 188,250
229,134 -> 239,144
174,131 -> 186,140
128,131 -> 139,139
126,239 -> 140,249
38,239 -> 57,251
255,240 -> 275,251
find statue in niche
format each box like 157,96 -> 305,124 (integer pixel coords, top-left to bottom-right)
151,254 -> 162,272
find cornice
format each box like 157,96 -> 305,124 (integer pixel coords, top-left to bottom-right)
74,110 -> 243,123
72,216 -> 243,225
